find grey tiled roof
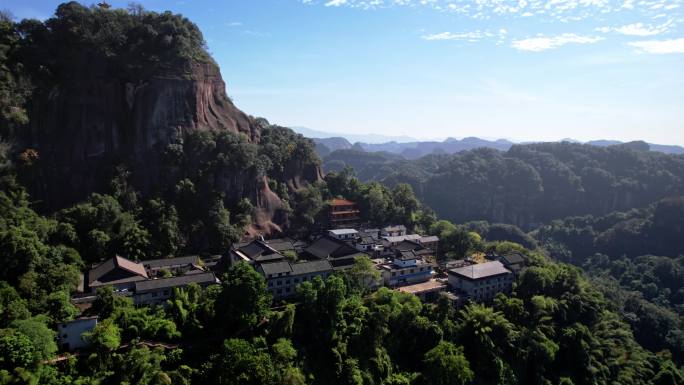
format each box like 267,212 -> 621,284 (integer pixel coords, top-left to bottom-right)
304,236 -> 359,259
134,272 -> 218,292
290,260 -> 333,275
383,234 -> 421,243
142,256 -> 200,269
235,240 -> 285,262
383,225 -> 407,232
260,261 -> 293,276
394,240 -> 423,252
500,253 -> 525,265
448,261 -> 511,280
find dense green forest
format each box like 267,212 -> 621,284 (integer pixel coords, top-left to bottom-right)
324,142 -> 684,229
1,3 -> 683,385
2,181 -> 683,384
529,197 -> 684,362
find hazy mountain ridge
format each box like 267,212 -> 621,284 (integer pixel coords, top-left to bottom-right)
294,127 -> 684,158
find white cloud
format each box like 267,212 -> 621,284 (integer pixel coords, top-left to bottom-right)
594,19 -> 676,36
511,33 -> 603,51
614,20 -> 673,36
225,21 -> 243,27
325,0 -> 348,6
422,31 -> 492,41
300,0 -> 683,27
628,37 -> 684,53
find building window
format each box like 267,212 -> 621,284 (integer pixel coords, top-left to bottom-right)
268,281 -> 273,287
277,280 -> 282,286
163,290 -> 170,296
152,292 -> 158,297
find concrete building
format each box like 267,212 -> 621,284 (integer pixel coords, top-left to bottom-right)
355,234 -> 383,254
229,239 -> 286,265
419,235 -> 440,254
448,261 -> 513,302
397,279 -> 447,302
381,225 -> 407,237
57,317 -> 98,351
381,234 -> 422,248
142,255 -> 203,277
497,253 -> 525,275
133,272 -> 219,306
328,228 -> 359,241
258,260 -> 333,299
303,235 -> 368,270
377,248 -> 434,287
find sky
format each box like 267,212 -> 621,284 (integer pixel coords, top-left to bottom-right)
3,0 -> 684,145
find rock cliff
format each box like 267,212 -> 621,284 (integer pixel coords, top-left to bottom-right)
19,59 -> 317,234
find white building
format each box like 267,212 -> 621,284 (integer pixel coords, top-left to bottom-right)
377,250 -> 434,287
328,228 -> 359,241
57,317 -> 98,351
381,225 -> 407,237
447,261 -> 513,302
133,272 -> 219,306
381,234 -> 421,248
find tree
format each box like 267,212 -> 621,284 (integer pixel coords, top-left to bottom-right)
441,226 -> 474,259
345,256 -> 381,293
205,198 -> 241,253
0,331 -> 34,370
43,290 -> 78,324
116,346 -> 172,385
422,341 -> 474,385
456,304 -> 516,380
92,286 -> 132,319
10,317 -> 57,362
214,263 -> 271,335
0,282 -> 30,327
391,183 -> 420,226
140,199 -> 181,258
0,225 -> 47,284
203,338 -> 275,385
83,318 -> 120,352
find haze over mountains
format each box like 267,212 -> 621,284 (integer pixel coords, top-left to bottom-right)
292,126 -> 684,159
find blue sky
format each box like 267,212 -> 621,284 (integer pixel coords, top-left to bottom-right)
4,0 -> 684,145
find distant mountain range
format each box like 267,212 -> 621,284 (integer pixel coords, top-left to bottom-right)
290,126 -> 418,144
291,127 -> 684,159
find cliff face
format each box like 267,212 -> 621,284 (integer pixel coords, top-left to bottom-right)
21,59 -> 315,234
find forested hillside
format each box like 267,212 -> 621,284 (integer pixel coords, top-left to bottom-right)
0,2 -> 321,237
327,141 -> 684,228
1,180 -> 682,384
0,3 -> 683,385
531,197 -> 684,362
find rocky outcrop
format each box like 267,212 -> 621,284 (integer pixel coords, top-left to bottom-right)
20,59 -> 316,235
